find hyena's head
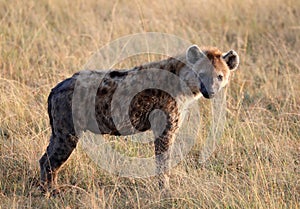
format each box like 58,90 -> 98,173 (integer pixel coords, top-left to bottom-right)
182,45 -> 239,99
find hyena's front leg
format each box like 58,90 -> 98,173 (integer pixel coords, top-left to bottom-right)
151,109 -> 179,190
149,100 -> 179,190
154,132 -> 176,190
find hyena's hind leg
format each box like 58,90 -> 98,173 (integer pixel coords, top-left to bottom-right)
39,133 -> 78,193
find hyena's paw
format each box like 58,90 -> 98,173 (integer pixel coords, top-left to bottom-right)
39,182 -> 63,198
50,187 -> 62,197
38,181 -> 48,194
41,187 -> 62,198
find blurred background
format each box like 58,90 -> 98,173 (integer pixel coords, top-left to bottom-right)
0,0 -> 299,208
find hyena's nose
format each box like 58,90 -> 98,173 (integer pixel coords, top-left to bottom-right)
200,83 -> 215,99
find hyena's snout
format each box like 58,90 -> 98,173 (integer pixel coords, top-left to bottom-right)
200,82 -> 215,99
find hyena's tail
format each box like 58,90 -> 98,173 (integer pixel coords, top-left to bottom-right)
47,90 -> 55,135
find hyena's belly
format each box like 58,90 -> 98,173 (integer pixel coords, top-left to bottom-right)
90,89 -> 153,136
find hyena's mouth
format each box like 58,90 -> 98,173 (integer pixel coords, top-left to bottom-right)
201,90 -> 212,99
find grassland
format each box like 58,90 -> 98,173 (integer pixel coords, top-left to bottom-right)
0,0 -> 299,208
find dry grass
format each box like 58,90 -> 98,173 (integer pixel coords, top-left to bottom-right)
0,0 -> 299,208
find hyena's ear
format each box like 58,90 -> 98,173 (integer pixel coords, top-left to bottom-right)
186,45 -> 204,64
222,50 -> 239,71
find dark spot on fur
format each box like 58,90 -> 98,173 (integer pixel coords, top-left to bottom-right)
110,130 -> 121,136
100,88 -> 108,94
170,67 -> 176,74
134,66 -> 143,71
109,71 -> 128,78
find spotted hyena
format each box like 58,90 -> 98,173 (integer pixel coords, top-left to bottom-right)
39,45 -> 239,193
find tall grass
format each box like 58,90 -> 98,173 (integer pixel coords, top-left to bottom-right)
0,0 -> 299,208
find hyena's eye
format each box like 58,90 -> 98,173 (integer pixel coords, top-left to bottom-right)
217,74 -> 223,81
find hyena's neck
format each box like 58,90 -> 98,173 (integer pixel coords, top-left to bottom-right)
136,54 -> 188,75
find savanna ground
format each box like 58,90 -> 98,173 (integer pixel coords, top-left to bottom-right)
0,0 -> 299,208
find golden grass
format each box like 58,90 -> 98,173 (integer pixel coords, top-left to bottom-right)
0,0 -> 299,208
